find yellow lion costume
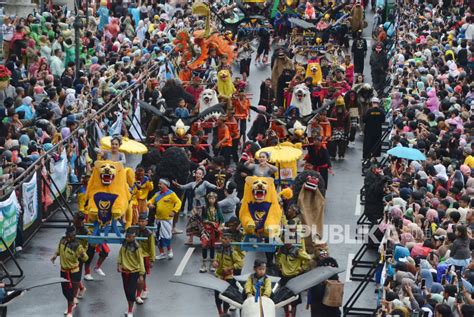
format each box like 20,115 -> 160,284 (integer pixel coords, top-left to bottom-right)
85,160 -> 133,227
239,176 -> 282,237
306,62 -> 323,85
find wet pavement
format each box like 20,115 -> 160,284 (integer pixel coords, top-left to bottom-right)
8,9 -> 379,317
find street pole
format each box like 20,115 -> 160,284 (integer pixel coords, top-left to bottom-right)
73,16 -> 83,80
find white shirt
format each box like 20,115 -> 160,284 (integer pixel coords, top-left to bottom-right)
1,24 -> 14,41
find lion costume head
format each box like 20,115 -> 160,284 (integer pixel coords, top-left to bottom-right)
85,160 -> 132,226
199,88 -> 219,112
217,70 -> 236,98
239,176 -> 282,237
305,63 -> 322,85
291,84 -> 312,116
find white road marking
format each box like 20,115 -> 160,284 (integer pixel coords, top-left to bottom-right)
354,194 -> 361,216
174,247 -> 195,276
346,253 -> 355,283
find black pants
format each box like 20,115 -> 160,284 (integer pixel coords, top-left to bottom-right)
202,247 -> 215,259
328,140 -> 348,158
238,119 -> 247,143
231,139 -> 240,164
215,278 -> 237,311
318,168 -> 329,190
61,270 -> 81,302
122,272 -> 140,302
218,146 -> 233,167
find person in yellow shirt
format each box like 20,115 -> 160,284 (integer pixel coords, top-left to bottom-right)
276,232 -> 311,317
212,233 -> 241,316
148,179 -> 182,260
135,213 -> 156,303
117,228 -> 145,317
131,167 -> 154,225
244,259 -> 272,299
464,147 -> 474,168
51,226 -> 89,317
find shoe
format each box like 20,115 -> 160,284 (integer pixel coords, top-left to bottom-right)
172,228 -> 183,234
77,287 -> 86,299
83,274 -> 94,281
168,250 -> 174,259
340,156 -> 345,160
209,259 -> 216,272
15,246 -> 22,252
64,305 -> 76,315
136,297 -> 144,305
200,260 -> 208,273
66,314 -> 72,317
141,291 -> 148,299
156,253 -> 168,260
73,298 -> 78,305
94,267 -> 106,276
125,312 -> 133,317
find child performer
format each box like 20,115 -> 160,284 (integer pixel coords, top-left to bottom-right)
200,192 -> 224,273
135,213 -> 156,303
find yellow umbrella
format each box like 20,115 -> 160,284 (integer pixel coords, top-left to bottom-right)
100,137 -> 148,155
256,143 -> 303,181
256,143 -> 303,163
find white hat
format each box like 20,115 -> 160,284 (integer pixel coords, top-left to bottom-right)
371,97 -> 381,104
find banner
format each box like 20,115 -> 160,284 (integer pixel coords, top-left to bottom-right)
0,191 -> 20,252
22,172 -> 38,230
50,150 -> 68,199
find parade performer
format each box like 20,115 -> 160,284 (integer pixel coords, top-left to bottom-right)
117,228 -> 145,317
328,97 -> 351,160
244,259 -> 272,298
351,30 -> 367,74
72,212 -> 88,300
290,84 -> 313,116
83,241 -> 110,281
239,176 -> 282,237
200,192 -> 224,273
148,179 -> 182,260
232,90 -> 250,143
217,70 -> 236,98
305,136 -> 331,189
135,213 -> 155,303
212,232 -> 241,316
131,167 -> 154,225
276,232 -> 311,317
51,226 -> 88,317
271,49 -> 294,97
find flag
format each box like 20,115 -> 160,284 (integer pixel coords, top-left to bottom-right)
109,110 -> 123,136
129,90 -> 145,141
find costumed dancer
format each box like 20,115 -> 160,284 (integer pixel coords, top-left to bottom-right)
148,179 -> 182,260
200,192 -> 224,273
225,217 -> 245,275
276,225 -> 311,317
135,213 -> 155,304
131,167 -> 154,225
51,226 -> 88,317
244,259 -> 272,299
232,89 -> 250,143
362,97 -> 385,159
351,30 -> 367,74
212,232 -> 241,316
328,96 -> 351,160
117,228 -> 145,317
83,241 -> 110,281
72,212 -> 88,301
304,136 -> 332,189
215,115 -> 233,167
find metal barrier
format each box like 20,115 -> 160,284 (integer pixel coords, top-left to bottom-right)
0,56 -> 164,264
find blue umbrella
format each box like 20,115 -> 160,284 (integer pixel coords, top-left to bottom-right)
387,146 -> 426,161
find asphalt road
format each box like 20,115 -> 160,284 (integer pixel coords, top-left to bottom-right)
8,10 -> 380,317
